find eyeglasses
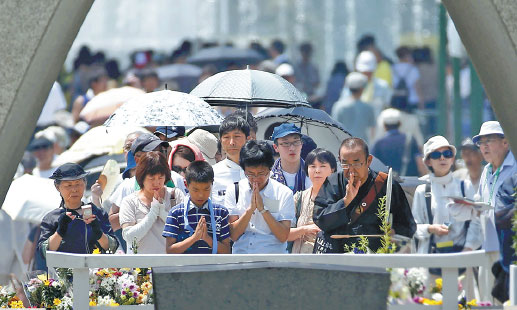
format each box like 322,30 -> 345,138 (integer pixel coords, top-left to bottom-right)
429,149 -> 454,160
475,137 -> 502,147
172,165 -> 187,174
340,162 -> 365,170
278,140 -> 302,148
245,171 -> 270,179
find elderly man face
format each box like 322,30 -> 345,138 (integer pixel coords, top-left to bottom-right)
477,134 -> 509,165
339,145 -> 373,186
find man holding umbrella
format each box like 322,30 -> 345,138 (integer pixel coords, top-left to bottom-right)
271,123 -> 311,194
313,137 -> 416,253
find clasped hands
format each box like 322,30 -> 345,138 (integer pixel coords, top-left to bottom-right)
249,182 -> 265,213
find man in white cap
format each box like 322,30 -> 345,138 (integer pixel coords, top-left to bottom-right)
371,108 -> 420,176
338,51 -> 392,119
449,121 -> 517,302
275,63 -> 296,85
331,72 -> 375,143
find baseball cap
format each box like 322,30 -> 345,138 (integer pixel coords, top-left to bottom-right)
271,123 -> 302,141
130,133 -> 169,154
345,72 -> 368,90
154,126 -> 185,139
355,51 -> 377,73
28,137 -> 53,151
382,108 -> 402,126
275,63 -> 295,77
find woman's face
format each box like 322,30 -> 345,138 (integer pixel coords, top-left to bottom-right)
142,173 -> 166,193
307,158 -> 334,187
58,179 -> 86,207
426,146 -> 454,177
172,156 -> 191,177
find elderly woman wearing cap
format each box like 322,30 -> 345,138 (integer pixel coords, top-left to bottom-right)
411,136 -> 482,258
38,163 -> 118,258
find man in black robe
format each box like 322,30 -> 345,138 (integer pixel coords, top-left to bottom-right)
313,137 -> 416,253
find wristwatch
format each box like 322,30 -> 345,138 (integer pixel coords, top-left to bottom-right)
259,208 -> 268,214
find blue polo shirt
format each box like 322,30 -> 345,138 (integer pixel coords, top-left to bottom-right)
162,199 -> 230,254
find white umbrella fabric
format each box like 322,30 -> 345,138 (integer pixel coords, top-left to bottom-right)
104,90 -> 223,127
79,86 -> 145,126
190,69 -> 310,108
2,174 -> 61,224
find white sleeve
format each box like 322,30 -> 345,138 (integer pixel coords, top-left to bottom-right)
224,182 -> 239,216
120,199 -> 160,245
278,190 -> 295,222
411,185 -> 431,240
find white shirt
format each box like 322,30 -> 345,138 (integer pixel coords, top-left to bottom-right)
170,170 -> 187,195
412,173 -> 482,254
225,178 -> 295,254
212,158 -> 246,207
477,151 -> 517,252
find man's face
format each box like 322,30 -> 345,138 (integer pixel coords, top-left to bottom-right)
339,146 -> 372,185
220,129 -> 247,161
244,165 -> 271,191
32,145 -> 54,164
273,134 -> 302,165
477,135 -> 508,165
461,148 -> 483,172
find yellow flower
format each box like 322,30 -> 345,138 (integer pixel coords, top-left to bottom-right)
92,248 -> 101,254
435,278 -> 442,290
37,274 -> 48,281
54,298 -> 62,306
134,268 -> 141,274
44,280 -> 50,286
89,300 -> 97,307
421,298 -> 442,305
9,301 -> 24,308
109,300 -> 119,307
141,281 -> 152,292
467,299 -> 478,306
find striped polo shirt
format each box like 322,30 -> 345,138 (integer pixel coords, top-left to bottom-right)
162,199 -> 230,254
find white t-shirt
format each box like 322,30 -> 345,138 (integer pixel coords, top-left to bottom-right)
281,169 -> 312,192
212,158 -> 246,207
225,178 -> 295,254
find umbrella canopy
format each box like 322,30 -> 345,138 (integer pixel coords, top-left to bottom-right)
255,106 -> 388,172
53,126 -> 149,166
79,86 -> 145,126
187,46 -> 264,70
156,63 -> 202,92
104,90 -> 223,127
2,174 -> 61,224
190,69 -> 310,108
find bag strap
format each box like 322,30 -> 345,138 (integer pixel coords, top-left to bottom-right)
424,183 -> 435,253
460,180 -> 465,197
295,191 -> 303,222
350,172 -> 387,223
234,182 -> 239,204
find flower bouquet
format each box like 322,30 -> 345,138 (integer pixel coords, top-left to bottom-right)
23,270 -> 73,310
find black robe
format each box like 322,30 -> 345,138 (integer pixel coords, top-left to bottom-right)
313,169 -> 416,252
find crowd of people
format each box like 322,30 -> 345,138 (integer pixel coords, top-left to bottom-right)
9,35 -> 514,304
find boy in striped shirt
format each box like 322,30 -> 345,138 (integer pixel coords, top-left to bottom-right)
163,161 -> 231,254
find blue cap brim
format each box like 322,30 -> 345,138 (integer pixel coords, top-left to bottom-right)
122,151 -> 137,179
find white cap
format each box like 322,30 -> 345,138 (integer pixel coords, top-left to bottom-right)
355,51 -> 377,73
186,129 -> 218,165
275,63 -> 295,77
472,121 -> 504,144
345,72 -> 368,89
423,135 -> 457,162
382,108 -> 401,125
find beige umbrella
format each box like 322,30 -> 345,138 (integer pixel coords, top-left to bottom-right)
79,86 -> 145,126
53,126 -> 149,166
2,174 -> 61,224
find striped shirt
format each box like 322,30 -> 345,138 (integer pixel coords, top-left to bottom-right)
162,199 -> 230,254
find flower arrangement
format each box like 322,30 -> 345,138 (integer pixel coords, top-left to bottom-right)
24,270 -> 72,309
388,267 -> 427,304
0,285 -> 22,308
89,267 -> 153,306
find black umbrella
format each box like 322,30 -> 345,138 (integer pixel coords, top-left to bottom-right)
190,69 -> 310,108
187,46 -> 264,70
255,106 -> 387,172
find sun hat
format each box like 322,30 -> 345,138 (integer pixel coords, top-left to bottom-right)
382,108 -> 402,126
50,163 -> 89,180
186,129 -> 218,165
472,121 -> 504,144
422,135 -> 456,162
275,63 -> 295,77
345,72 -> 368,90
355,51 -> 377,73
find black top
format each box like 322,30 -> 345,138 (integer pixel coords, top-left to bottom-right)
313,169 -> 416,252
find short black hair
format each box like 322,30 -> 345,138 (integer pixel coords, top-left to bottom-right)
304,148 -> 337,174
239,140 -> 275,170
185,160 -> 214,184
395,46 -> 412,60
219,115 -> 250,137
271,39 -> 285,54
339,137 -> 369,160
231,109 -> 258,134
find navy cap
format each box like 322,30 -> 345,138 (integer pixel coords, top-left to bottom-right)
28,137 -> 53,151
50,163 -> 89,180
122,151 -> 136,179
271,123 -> 302,141
154,126 -> 185,139
130,133 -> 169,154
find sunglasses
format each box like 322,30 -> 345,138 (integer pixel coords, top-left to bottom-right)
172,165 -> 187,174
429,149 -> 454,160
